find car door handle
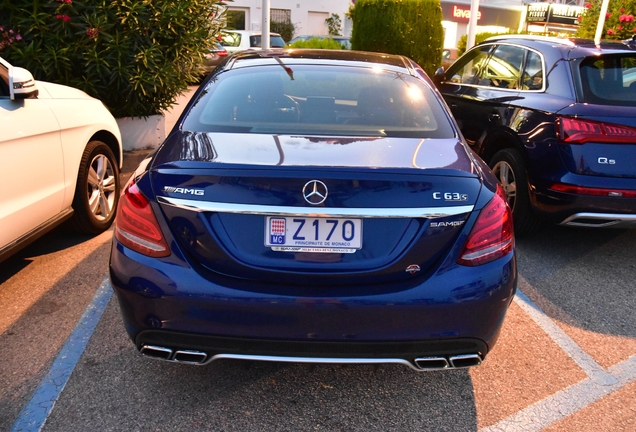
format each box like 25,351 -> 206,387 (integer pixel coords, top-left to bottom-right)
450,103 -> 458,108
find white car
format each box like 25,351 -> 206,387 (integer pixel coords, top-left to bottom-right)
0,56 -> 122,262
219,30 -> 286,53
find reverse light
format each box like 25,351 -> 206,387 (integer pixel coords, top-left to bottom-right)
549,183 -> 636,198
115,178 -> 170,257
457,184 -> 514,266
556,116 -> 636,144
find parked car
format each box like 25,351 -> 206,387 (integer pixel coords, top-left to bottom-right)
433,35 -> 636,235
110,49 -> 516,372
219,30 -> 286,53
197,42 -> 228,77
0,56 -> 122,263
288,35 -> 351,49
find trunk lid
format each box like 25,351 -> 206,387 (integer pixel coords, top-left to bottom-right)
152,133 -> 483,285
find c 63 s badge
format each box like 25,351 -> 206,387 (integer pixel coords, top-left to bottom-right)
433,192 -> 468,202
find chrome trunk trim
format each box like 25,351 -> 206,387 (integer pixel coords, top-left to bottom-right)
158,196 -> 473,219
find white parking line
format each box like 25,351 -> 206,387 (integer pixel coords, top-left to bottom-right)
481,355 -> 636,432
478,287 -> 636,431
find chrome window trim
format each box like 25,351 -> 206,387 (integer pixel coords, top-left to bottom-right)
445,42 -> 546,93
158,196 -> 474,219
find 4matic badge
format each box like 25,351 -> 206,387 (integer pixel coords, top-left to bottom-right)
163,186 -> 205,196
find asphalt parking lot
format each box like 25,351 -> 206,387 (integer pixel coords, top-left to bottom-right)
1,87 -> 635,432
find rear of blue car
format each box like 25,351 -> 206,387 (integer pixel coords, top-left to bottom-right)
109,51 -> 516,371
536,47 -> 636,227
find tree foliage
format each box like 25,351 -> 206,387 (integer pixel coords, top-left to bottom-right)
350,0 -> 444,76
271,20 -> 297,43
576,0 -> 636,40
287,37 -> 343,49
325,13 -> 343,36
0,0 -> 226,117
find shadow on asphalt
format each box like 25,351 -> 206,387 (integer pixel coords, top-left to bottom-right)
42,298 -> 480,432
515,224 -> 636,339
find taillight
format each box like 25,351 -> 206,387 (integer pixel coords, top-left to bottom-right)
218,50 -> 228,57
549,183 -> 636,198
457,184 -> 514,266
556,116 -> 636,144
115,178 -> 170,257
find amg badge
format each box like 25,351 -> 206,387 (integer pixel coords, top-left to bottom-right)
163,186 -> 205,196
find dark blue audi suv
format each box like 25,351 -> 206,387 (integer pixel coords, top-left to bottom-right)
109,50 -> 516,372
435,35 -> 636,235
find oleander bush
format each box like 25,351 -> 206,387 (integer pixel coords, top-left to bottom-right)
349,0 -> 444,75
0,0 -> 226,117
576,0 -> 636,40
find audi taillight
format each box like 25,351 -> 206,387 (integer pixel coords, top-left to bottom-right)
549,183 -> 636,198
556,116 -> 636,144
458,184 -> 514,266
115,178 -> 170,257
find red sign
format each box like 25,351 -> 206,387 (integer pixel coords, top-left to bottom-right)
453,5 -> 482,21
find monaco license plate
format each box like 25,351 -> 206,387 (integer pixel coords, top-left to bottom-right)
265,216 -> 362,253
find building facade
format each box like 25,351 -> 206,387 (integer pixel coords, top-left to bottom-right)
225,0 -> 353,37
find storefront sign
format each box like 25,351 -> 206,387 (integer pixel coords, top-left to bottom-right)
527,3 -> 584,25
452,5 -> 481,21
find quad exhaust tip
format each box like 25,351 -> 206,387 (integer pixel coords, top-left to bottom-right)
139,345 -> 207,364
139,345 -> 482,371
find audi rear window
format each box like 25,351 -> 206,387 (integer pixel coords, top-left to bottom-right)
579,55 -> 636,106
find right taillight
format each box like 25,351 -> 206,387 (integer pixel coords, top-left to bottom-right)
115,178 -> 170,258
556,116 -> 636,144
457,184 -> 514,266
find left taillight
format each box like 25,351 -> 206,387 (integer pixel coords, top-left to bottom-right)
115,178 -> 170,258
457,184 -> 514,266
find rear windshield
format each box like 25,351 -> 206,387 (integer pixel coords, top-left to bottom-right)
183,65 -> 455,138
579,55 -> 636,106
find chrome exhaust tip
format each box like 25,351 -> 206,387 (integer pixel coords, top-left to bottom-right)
140,345 -> 173,360
449,353 -> 482,368
414,356 -> 450,370
174,350 -> 207,364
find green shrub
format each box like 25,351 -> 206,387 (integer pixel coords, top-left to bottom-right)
271,20 -> 297,44
576,0 -> 636,40
0,0 -> 225,117
456,31 -> 510,56
350,0 -> 444,76
287,37 -> 343,49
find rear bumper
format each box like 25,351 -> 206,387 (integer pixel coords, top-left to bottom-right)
110,240 -> 516,367
530,173 -> 636,226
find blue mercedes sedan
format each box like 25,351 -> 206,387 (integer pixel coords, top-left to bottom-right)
109,50 -> 516,371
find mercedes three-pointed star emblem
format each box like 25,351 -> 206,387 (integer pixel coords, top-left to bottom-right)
302,180 -> 328,205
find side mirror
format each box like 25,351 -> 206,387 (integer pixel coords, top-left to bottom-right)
11,67 -> 39,100
432,67 -> 445,86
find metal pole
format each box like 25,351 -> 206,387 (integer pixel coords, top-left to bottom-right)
466,0 -> 480,50
594,0 -> 610,45
262,0 -> 270,49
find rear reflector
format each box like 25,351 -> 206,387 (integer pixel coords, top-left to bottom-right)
115,178 -> 170,257
457,184 -> 514,266
556,116 -> 636,144
549,183 -> 636,198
